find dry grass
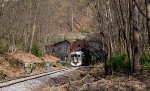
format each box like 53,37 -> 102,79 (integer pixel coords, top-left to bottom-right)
0,53 -> 64,81
6,52 -> 42,63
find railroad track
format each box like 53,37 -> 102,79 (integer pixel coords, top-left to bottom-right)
0,67 -> 78,91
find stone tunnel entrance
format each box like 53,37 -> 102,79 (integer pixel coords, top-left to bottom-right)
45,39 -> 107,66
87,40 -> 107,64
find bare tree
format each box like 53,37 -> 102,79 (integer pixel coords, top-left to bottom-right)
29,0 -> 40,53
145,0 -> 150,46
132,0 -> 140,73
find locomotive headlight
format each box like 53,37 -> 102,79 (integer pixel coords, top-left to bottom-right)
74,57 -> 78,62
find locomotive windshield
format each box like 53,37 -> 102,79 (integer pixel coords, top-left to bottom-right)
70,54 -> 81,58
71,54 -> 77,57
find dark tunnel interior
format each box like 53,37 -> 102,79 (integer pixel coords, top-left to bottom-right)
80,48 -> 91,66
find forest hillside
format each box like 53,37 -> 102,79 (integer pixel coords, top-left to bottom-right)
0,0 -> 149,90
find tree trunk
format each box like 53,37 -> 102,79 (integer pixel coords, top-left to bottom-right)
105,0 -> 113,75
146,0 -> 150,47
71,2 -> 74,32
132,0 -> 140,73
118,0 -> 132,73
29,0 -> 40,53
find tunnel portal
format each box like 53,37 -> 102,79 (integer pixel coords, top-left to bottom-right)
46,39 -> 106,65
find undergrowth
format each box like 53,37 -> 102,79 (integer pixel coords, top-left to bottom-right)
108,52 -> 150,74
140,53 -> 150,73
108,52 -> 131,73
140,53 -> 150,68
0,40 -> 8,54
31,44 -> 43,57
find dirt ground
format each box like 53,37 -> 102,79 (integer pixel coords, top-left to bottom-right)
35,64 -> 150,91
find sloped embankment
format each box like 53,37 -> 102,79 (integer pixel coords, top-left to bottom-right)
0,52 -> 62,81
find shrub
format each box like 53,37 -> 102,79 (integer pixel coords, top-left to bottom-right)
108,52 -> 131,73
140,54 -> 150,68
0,40 -> 8,54
31,44 -> 43,57
0,70 -> 7,81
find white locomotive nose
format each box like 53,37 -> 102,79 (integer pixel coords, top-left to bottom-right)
74,58 -> 78,62
71,61 -> 82,66
70,51 -> 84,66
74,60 -> 77,62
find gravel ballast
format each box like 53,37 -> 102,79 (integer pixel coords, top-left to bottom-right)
0,68 -> 77,91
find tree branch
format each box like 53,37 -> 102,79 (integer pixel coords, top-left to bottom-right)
132,0 -> 149,20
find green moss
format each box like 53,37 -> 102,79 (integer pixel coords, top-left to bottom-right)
80,27 -> 91,33
64,33 -> 85,41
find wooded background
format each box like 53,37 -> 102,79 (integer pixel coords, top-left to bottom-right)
0,0 -> 149,74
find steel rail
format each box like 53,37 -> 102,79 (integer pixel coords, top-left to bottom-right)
0,67 -> 76,88
0,67 -> 70,83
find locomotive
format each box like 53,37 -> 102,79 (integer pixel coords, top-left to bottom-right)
70,51 -> 86,66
